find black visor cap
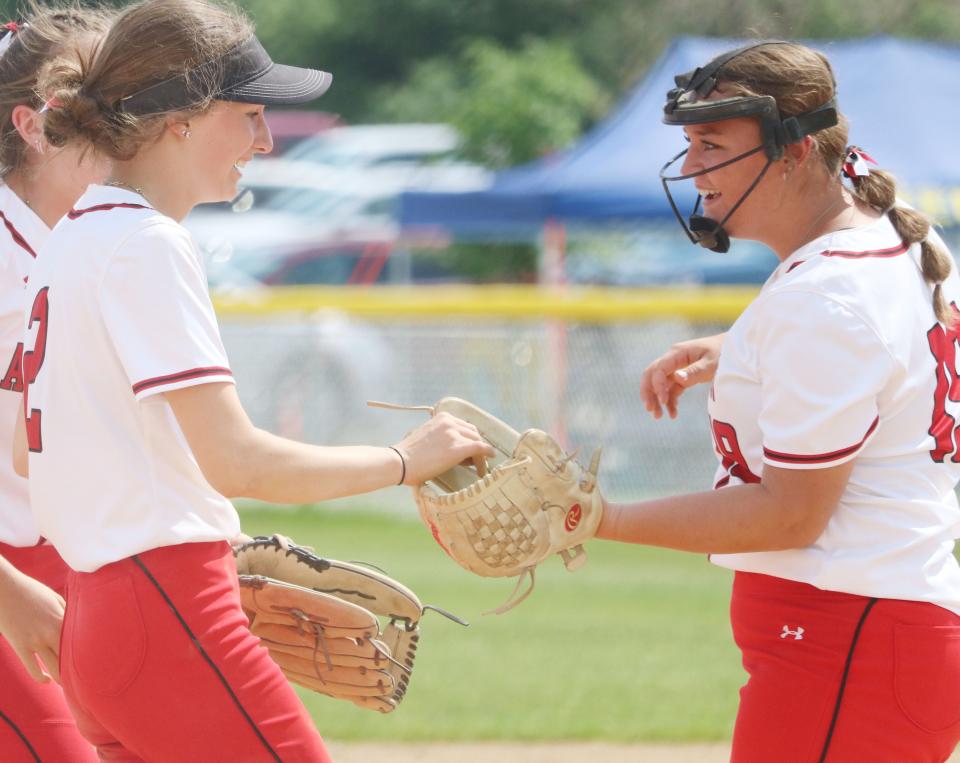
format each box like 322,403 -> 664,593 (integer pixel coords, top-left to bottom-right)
220,36 -> 332,106
119,36 -> 332,115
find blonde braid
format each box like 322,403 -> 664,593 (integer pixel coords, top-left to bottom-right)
849,166 -> 955,327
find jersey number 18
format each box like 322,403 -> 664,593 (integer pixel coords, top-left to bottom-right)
927,305 -> 960,463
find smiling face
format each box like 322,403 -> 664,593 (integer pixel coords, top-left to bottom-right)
679,115 -> 783,243
186,100 -> 273,204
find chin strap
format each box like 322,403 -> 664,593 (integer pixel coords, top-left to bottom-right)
688,216 -> 731,254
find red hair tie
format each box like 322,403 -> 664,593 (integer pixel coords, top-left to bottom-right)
842,146 -> 877,179
0,21 -> 21,59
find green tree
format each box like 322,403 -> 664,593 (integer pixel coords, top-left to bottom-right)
377,37 -> 607,168
239,0 -> 594,123
5,0 -> 960,169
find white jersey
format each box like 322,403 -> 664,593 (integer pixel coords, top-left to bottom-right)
24,185 -> 239,572
709,214 -> 960,614
0,184 -> 47,546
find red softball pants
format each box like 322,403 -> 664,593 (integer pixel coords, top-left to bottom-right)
730,571 -> 960,762
61,541 -> 332,762
0,541 -> 97,762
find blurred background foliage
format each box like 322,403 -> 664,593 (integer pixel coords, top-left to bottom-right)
4,0 -> 960,166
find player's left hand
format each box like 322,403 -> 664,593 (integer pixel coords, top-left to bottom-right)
234,534 -> 456,713
0,565 -> 65,683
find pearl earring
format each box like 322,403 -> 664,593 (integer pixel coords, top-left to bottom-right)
181,129 -> 192,138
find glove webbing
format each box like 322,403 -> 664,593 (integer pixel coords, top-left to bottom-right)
289,611 -> 412,685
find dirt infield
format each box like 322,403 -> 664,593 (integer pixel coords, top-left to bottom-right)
326,741 -> 960,762
325,742 -> 730,762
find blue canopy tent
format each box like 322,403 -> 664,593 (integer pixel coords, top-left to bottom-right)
399,36 -> 960,239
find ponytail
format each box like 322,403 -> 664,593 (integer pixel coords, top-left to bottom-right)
0,5 -> 112,177
845,148 -> 956,328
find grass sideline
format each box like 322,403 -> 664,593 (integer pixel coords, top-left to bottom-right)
238,505 -> 743,742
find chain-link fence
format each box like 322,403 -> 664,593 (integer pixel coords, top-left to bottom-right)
218,289 -> 738,506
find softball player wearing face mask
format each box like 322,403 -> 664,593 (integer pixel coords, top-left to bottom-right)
606,41 -> 960,761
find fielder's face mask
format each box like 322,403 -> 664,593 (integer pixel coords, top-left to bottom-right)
659,41 -> 839,253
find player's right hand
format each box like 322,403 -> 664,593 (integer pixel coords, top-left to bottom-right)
0,565 -> 65,683
640,333 -> 726,420
394,412 -> 496,485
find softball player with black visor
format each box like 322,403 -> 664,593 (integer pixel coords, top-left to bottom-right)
13,1 -> 492,759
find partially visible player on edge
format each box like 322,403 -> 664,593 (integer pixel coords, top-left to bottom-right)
13,0 -> 494,760
603,42 -> 960,761
0,7 -> 111,761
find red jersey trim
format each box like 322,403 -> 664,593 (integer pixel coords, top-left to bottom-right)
132,366 -> 232,395
67,203 -> 151,220
819,241 -> 909,260
0,210 -> 37,258
763,416 -> 879,465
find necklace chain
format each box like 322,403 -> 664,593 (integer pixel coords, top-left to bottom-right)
105,179 -> 146,196
104,179 -> 157,209
104,180 -> 146,192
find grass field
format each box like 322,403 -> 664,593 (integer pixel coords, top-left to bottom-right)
238,504 -> 744,742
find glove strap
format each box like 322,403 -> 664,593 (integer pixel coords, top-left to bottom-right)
559,544 -> 589,572
422,604 -> 469,627
482,567 -> 537,616
367,400 -> 435,413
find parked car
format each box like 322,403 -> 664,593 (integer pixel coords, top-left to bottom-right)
283,123 -> 460,168
264,110 -> 342,155
186,162 -> 490,265
202,218 -> 466,446
206,235 -> 399,290
206,230 -> 398,444
565,224 -> 779,286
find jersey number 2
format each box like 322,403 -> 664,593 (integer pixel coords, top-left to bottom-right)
23,287 -> 48,453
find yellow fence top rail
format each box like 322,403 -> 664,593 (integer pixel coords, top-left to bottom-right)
212,284 -> 759,323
